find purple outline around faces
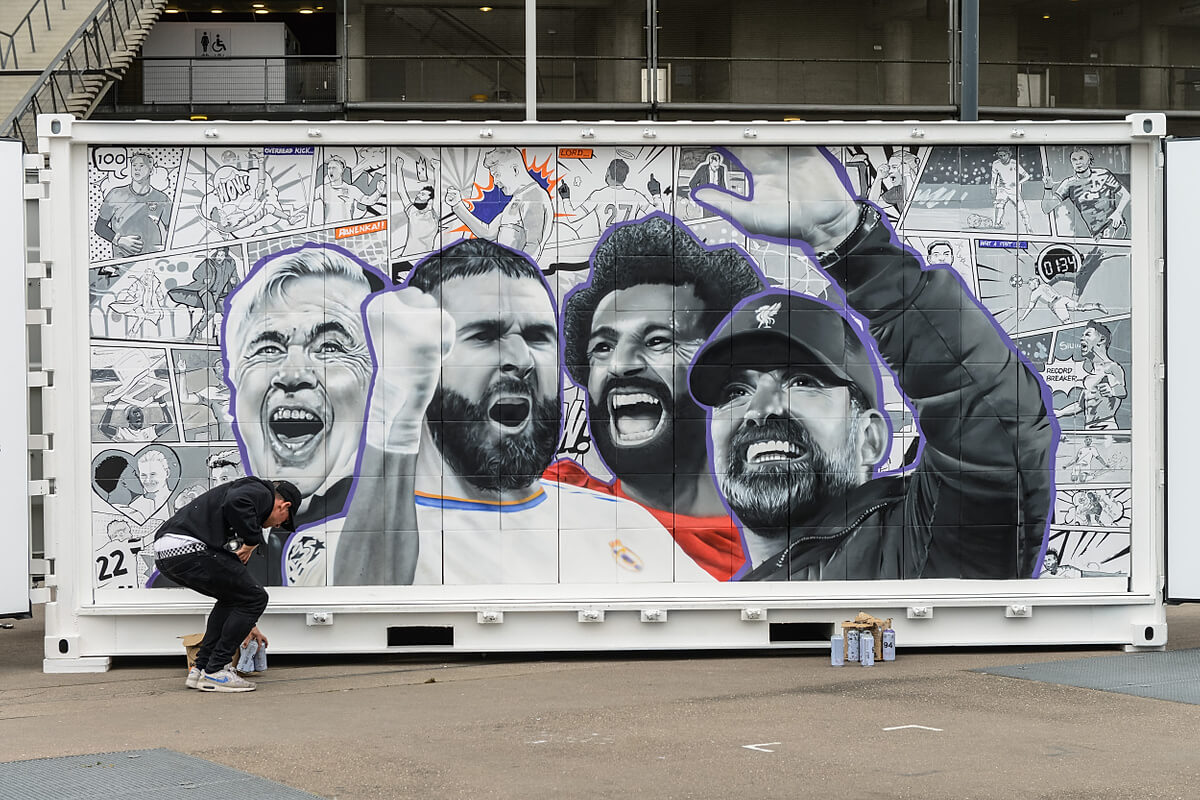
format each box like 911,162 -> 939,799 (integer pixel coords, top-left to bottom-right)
688,145 -> 1059,579
160,147 -> 1062,589
558,210 -> 769,580
387,233 -> 564,460
218,241 -> 390,585
345,235 -> 565,558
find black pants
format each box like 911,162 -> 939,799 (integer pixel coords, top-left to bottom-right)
156,546 -> 269,673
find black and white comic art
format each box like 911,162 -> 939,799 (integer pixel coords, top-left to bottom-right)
84,143 -> 1135,591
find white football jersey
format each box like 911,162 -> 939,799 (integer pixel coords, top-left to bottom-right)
296,480 -> 714,586
413,480 -> 711,584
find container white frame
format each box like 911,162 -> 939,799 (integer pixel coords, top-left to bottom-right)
33,114 -> 1167,672
1165,137 -> 1199,602
0,139 -> 31,619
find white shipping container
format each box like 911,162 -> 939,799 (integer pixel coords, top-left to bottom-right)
27,114 -> 1168,671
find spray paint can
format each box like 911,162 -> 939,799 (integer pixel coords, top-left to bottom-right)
845,629 -> 860,662
860,632 -> 875,666
830,635 -> 844,666
882,628 -> 896,661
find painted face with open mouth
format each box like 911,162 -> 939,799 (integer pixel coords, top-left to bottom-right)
584,283 -> 711,475
742,437 -> 807,466
487,391 -> 533,435
266,401 -> 329,467
603,378 -> 671,446
730,418 -> 814,475
589,375 -> 695,479
229,272 -> 373,497
718,415 -> 861,531
433,270 -> 562,490
428,377 -> 560,492
705,362 -> 878,532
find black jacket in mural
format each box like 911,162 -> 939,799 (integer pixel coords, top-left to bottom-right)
153,476 -> 276,551
743,209 -> 1054,581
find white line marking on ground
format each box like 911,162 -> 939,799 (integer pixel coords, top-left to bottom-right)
882,725 -> 943,732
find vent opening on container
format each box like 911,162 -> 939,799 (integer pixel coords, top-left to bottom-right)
768,622 -> 834,643
387,626 -> 453,647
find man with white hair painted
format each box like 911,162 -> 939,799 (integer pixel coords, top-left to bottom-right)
223,243 -> 385,533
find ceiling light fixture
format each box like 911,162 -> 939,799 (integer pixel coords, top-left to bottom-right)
480,6 -> 493,11
165,6 -> 179,11
255,7 -> 269,12
299,7 -> 313,12
211,8 -> 223,12
1042,14 -> 1050,19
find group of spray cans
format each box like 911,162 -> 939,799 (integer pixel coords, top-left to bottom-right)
830,626 -> 896,666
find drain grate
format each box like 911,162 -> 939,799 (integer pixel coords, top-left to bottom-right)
975,647 -> 1200,705
0,748 -> 325,800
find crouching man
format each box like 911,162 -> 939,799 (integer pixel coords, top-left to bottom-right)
152,477 -> 300,692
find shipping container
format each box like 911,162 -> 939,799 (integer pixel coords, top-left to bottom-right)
25,114 -> 1170,671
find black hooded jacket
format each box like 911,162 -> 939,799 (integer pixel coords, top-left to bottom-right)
154,476 -> 276,551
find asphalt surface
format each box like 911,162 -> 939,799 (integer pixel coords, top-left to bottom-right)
2,604 -> 1199,799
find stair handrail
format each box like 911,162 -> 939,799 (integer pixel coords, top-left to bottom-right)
0,0 -> 68,70
0,33 -> 15,71
1,0 -> 160,150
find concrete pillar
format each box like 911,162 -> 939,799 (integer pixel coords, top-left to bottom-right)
344,0 -> 367,103
1141,23 -> 1166,109
596,0 -> 643,103
885,18 -> 913,106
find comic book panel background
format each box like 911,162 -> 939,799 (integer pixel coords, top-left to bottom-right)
85,143 -> 1134,590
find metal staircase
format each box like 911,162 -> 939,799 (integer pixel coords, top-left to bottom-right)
1,0 -> 166,151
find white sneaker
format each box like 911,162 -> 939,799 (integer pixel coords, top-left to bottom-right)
198,667 -> 256,693
185,666 -> 202,689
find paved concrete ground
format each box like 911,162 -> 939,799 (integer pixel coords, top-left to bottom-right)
3,605 -> 1200,800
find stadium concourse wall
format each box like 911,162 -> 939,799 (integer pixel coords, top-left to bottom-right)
31,114 -> 1166,672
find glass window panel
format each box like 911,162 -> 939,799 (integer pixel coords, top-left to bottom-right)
537,0 -> 647,103
657,0 -> 950,107
347,1 -> 525,103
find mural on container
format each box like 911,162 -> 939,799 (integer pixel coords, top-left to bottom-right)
84,142 -> 1133,590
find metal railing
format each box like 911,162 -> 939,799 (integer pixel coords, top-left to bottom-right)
653,56 -> 1200,113
95,51 -> 1200,122
0,0 -> 67,69
336,53 -> 1200,117
654,56 -> 952,106
977,59 -> 1200,113
2,0 -> 163,151
345,53 -> 525,104
121,55 -> 341,106
342,54 -> 955,106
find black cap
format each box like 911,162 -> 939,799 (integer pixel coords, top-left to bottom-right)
272,480 -> 302,531
689,291 -> 880,409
